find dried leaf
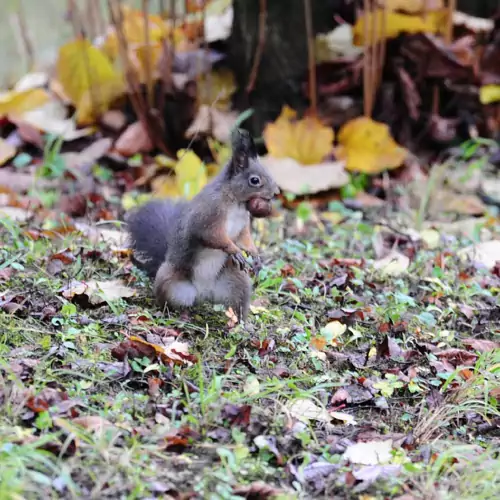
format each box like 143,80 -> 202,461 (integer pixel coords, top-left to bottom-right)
10,100 -> 94,142
0,139 -> 16,167
61,279 -> 136,305
263,106 -> 334,165
288,398 -> 331,423
343,440 -> 393,465
174,149 -> 208,199
458,240 -> 500,270
353,10 -> 446,46
373,251 -> 410,276
337,117 -> 407,174
376,0 -> 443,13
480,84 -> 500,105
56,39 -> 125,125
260,156 -> 348,195
115,121 -> 153,157
185,105 -> 237,144
462,338 -> 500,353
0,88 -> 50,116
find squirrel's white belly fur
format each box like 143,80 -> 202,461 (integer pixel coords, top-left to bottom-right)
193,204 -> 249,298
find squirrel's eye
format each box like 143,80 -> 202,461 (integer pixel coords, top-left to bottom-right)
249,175 -> 261,187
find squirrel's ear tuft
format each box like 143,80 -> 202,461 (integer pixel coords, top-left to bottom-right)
230,128 -> 257,172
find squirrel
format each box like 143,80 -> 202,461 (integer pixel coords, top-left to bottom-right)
126,129 -> 279,322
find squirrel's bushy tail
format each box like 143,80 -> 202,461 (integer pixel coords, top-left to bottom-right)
126,199 -> 185,278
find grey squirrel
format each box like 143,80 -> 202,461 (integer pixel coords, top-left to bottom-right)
126,129 -> 279,321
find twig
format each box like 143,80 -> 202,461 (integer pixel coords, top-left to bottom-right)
369,0 -> 378,117
246,0 -> 267,94
446,0 -> 456,44
362,0 -> 370,117
304,0 -> 317,115
14,0 -> 35,71
142,0 -> 154,107
376,2 -> 387,91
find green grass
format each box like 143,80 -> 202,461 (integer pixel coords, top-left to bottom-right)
0,198 -> 499,499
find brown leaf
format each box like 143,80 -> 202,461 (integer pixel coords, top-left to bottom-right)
232,482 -> 285,499
435,348 -> 478,367
221,404 -> 252,427
148,377 -> 163,398
115,121 -> 153,157
462,338 -> 500,353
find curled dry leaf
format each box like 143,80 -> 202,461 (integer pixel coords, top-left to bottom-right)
56,39 -> 125,125
260,156 -> 348,195
185,105 -> 237,144
337,117 -> 407,174
263,106 -> 334,165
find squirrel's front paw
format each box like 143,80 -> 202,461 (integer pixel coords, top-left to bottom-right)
231,252 -> 248,270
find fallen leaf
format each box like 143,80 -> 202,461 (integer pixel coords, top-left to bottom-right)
115,121 -> 153,157
260,156 -> 348,195
0,88 -> 50,117
462,338 -> 499,353
342,440 -> 393,465
56,38 -> 125,125
232,482 -> 285,499
174,149 -> 208,199
458,240 -> 500,270
337,117 -> 407,174
11,100 -> 94,141
263,106 -> 334,165
61,279 -> 136,306
352,464 -> 402,485
373,251 -> 410,276
101,5 -> 167,61
288,398 -> 331,423
198,68 -> 237,111
70,416 -> 116,433
480,84 -> 500,105
185,105 -> 237,144
429,190 -> 486,217
376,0 -> 443,13
353,9 -> 446,46
435,348 -> 478,367
0,139 -> 16,167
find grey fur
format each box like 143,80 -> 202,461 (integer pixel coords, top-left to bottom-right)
126,129 -> 279,321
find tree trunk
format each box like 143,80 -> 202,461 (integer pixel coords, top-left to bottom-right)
229,0 -> 500,138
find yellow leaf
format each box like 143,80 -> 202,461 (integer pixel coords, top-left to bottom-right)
175,149 -> 208,199
198,68 -> 237,111
102,6 -> 167,61
353,9 -> 447,46
263,106 -> 334,165
0,139 -> 16,167
56,39 -> 125,124
336,117 -> 407,174
152,174 -> 182,198
376,0 -> 444,14
131,42 -> 163,83
0,88 -> 50,117
479,84 -> 500,105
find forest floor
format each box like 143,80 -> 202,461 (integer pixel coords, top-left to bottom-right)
1,191 -> 499,500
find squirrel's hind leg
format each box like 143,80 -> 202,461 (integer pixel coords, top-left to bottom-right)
212,265 -> 252,322
154,262 -> 198,309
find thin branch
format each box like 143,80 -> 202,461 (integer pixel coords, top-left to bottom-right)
362,0 -> 370,117
142,0 -> 154,107
246,0 -> 267,94
14,0 -> 35,71
304,0 -> 317,115
369,1 -> 378,117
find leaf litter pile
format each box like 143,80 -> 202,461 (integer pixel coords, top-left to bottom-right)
1,1 -> 500,499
